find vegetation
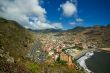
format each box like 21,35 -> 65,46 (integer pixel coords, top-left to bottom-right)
0,17 -> 34,73
25,61 -> 42,73
1,17 -> 109,73
0,17 -> 84,73
55,60 -> 67,65
0,60 -> 31,73
76,47 -> 83,50
66,25 -> 110,48
0,17 -> 34,60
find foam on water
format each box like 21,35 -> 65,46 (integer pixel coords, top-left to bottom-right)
77,51 -> 94,73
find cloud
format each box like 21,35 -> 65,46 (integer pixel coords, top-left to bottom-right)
51,23 -> 63,29
76,18 -> 84,22
29,18 -> 63,30
30,20 -> 54,30
69,22 -> 76,26
69,18 -> 84,26
0,0 -> 63,30
60,1 -> 77,17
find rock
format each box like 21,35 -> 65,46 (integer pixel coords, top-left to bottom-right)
7,57 -> 14,63
0,54 -> 3,57
0,49 -> 4,54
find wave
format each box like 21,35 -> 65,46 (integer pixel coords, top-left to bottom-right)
77,51 -> 94,73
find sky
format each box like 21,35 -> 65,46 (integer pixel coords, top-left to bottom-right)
0,0 -> 110,30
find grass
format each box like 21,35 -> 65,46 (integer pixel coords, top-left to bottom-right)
0,17 -> 34,60
55,60 -> 67,65
0,60 -> 31,73
25,61 -> 41,73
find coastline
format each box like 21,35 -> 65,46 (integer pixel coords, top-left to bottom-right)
76,51 -> 94,73
73,49 -> 98,73
65,48 -> 110,73
75,48 -> 110,73
99,48 -> 110,52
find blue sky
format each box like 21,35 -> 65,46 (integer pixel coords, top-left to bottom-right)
0,0 -> 110,30
41,0 -> 110,29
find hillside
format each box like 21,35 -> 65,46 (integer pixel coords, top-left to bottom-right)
0,17 -> 109,73
28,28 -> 64,33
0,17 -> 84,73
0,17 -> 34,59
64,25 -> 110,49
82,26 -> 110,48
0,17 -> 35,73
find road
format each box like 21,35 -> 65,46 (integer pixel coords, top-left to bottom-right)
28,40 -> 47,63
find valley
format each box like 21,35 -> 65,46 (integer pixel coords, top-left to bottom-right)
0,17 -> 110,73
0,0 -> 110,73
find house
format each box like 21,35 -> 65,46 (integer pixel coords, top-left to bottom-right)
56,46 -> 62,53
60,52 -> 75,69
60,52 -> 69,62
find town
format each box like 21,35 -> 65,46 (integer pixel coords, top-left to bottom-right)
28,32 -> 97,72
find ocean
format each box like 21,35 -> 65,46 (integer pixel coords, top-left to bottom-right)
86,50 -> 110,73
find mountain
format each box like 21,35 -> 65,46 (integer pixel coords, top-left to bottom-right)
67,26 -> 87,32
62,25 -> 110,48
81,25 -> 110,48
0,17 -> 35,73
28,28 -> 64,33
0,17 -> 81,73
0,17 -> 34,59
0,17 -> 110,73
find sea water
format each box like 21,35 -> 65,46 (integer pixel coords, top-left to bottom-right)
77,50 -> 110,73
86,50 -> 110,73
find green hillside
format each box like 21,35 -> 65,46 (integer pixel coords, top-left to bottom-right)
0,17 -> 34,59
